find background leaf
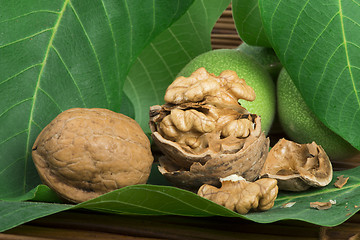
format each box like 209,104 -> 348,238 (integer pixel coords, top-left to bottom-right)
1,167 -> 360,232
0,0 -> 193,198
259,0 -> 360,150
123,0 -> 231,133
232,0 -> 271,47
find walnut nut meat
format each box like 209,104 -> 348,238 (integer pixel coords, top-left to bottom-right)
150,68 -> 269,191
32,108 -> 154,203
198,174 -> 278,214
260,138 -> 333,191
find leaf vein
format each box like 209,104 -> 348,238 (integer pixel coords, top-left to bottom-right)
124,1 -> 133,61
297,12 -> 339,89
242,3 -> 258,25
68,1 -> 109,108
0,64 -> 41,85
324,65 -> 348,128
100,1 -> 120,98
0,98 -> 32,119
0,28 -> 53,49
168,28 -> 192,60
52,46 -> 86,107
0,157 -> 24,175
283,0 -> 310,57
343,16 -> 360,27
351,0 -> 360,7
25,0 -> 69,194
312,42 -> 344,104
0,129 -> 28,147
269,0 -> 283,44
38,87 -> 63,112
0,10 -> 59,24
339,0 -> 360,106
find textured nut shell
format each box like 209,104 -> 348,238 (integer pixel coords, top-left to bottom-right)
260,138 -> 332,191
32,108 -> 154,203
157,132 -> 269,191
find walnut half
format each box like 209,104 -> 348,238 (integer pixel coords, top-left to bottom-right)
198,174 -> 278,214
150,68 -> 269,191
260,138 -> 333,191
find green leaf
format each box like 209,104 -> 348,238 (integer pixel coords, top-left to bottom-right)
123,0 -> 231,133
1,167 -> 360,232
1,184 -> 61,203
77,167 -> 360,227
246,167 -> 360,226
76,184 -> 239,217
259,0 -> 360,149
232,0 -> 271,47
0,0 -> 194,198
0,201 -> 72,232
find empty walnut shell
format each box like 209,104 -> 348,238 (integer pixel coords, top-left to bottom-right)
32,108 -> 154,203
150,68 -> 269,191
260,138 -> 333,191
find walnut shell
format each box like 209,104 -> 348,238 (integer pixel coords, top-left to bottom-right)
260,138 -> 333,191
32,108 -> 154,203
150,68 -> 269,191
157,130 -> 269,191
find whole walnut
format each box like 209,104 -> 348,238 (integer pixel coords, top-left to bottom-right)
149,68 -> 269,191
32,108 -> 154,203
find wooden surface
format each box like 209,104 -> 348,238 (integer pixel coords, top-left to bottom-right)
211,5 -> 242,49
2,209 -> 360,239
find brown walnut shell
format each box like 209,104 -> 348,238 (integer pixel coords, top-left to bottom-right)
150,68 -> 269,191
260,138 -> 333,191
32,108 -> 154,203
151,107 -> 269,191
157,132 -> 269,191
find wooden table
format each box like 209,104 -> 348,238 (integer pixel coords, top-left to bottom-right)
2,209 -> 360,239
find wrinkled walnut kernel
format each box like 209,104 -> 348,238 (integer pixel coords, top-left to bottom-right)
150,68 -> 269,190
164,68 -> 255,105
198,175 -> 278,214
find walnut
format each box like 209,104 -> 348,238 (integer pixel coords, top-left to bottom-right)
260,138 -> 333,191
164,68 -> 255,105
150,68 -> 269,191
198,174 -> 278,214
32,108 -> 154,203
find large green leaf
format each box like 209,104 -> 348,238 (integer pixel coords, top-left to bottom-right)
123,0 -> 231,133
1,167 -> 360,232
232,0 -> 271,47
0,0 -> 193,198
77,166 -> 360,226
259,0 -> 360,149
